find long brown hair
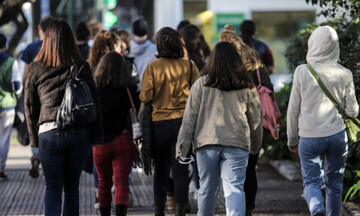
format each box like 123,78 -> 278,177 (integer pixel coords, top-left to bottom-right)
88,30 -> 119,69
219,24 -> 262,71
34,18 -> 80,67
201,42 -> 254,91
93,51 -> 129,88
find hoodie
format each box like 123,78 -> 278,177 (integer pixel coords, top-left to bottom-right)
130,39 -> 157,89
287,26 -> 359,146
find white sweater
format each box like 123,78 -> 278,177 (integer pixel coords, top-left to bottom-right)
287,26 -> 359,146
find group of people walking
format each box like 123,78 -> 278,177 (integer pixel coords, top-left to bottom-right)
0,12 -> 358,216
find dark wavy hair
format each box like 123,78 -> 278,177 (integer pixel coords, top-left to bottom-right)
201,42 -> 254,91
88,30 -> 119,69
34,18 -> 80,67
179,24 -> 211,59
155,27 -> 184,59
93,51 -> 129,87
240,20 -> 256,36
179,24 -> 210,59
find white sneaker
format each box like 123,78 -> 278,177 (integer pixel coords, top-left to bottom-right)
194,189 -> 198,200
189,180 -> 196,193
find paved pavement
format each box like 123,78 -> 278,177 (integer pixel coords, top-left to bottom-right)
0,130 -> 310,215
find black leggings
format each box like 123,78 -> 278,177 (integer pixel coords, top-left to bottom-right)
244,153 -> 259,210
152,118 -> 189,210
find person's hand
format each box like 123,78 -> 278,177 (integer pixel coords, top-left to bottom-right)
142,156 -> 152,176
178,156 -> 194,164
288,145 -> 298,153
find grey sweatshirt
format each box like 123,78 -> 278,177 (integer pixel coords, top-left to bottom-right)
130,39 -> 157,88
287,26 -> 359,146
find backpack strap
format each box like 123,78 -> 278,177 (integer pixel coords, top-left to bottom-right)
70,64 -> 78,79
256,68 -> 262,85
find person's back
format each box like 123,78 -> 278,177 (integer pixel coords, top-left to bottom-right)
240,20 -> 274,74
0,33 -> 22,181
140,58 -> 198,121
130,18 -> 157,87
130,40 -> 157,79
139,27 -> 199,216
287,26 -> 358,139
24,19 -> 102,216
287,26 -> 359,216
75,21 -> 90,60
176,42 -> 262,216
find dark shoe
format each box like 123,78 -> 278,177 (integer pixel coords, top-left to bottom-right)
154,195 -> 166,216
185,200 -> 191,213
116,204 -> 127,216
175,203 -> 186,216
29,155 -> 40,178
314,212 -> 325,216
128,191 -> 133,207
99,206 -> 111,216
246,206 -> 254,216
0,172 -> 8,181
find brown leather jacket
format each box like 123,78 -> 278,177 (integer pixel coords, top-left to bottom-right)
25,59 -> 103,147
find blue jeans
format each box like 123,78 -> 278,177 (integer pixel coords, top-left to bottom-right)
299,130 -> 347,216
196,145 -> 249,216
39,127 -> 91,216
0,108 -> 15,172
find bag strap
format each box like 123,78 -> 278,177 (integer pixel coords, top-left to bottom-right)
126,87 -> 135,109
306,63 -> 345,116
70,64 -> 78,79
256,68 -> 261,85
188,58 -> 193,73
188,58 -> 193,85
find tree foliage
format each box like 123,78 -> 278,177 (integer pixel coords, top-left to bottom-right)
305,0 -> 360,18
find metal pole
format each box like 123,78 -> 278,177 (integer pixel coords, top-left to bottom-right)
66,0 -> 73,29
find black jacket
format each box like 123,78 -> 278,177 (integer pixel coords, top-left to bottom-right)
25,59 -> 103,147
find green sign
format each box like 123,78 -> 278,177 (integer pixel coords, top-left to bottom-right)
104,0 -> 116,9
214,13 -> 245,41
104,11 -> 118,28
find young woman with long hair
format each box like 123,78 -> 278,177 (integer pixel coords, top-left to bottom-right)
176,41 -> 263,216
92,51 -> 138,216
219,24 -> 274,216
87,29 -> 122,210
179,24 -> 209,71
24,18 -> 102,215
140,27 -> 199,216
88,30 -> 121,70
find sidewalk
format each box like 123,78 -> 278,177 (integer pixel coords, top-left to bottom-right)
0,130 -> 310,215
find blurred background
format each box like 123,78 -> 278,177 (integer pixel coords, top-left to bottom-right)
0,0 -> 326,75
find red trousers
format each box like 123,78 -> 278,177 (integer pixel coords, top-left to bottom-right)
93,131 -> 135,207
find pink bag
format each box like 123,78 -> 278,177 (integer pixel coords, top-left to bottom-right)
256,69 -> 283,140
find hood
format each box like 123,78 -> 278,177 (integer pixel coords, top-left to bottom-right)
306,26 -> 339,64
0,51 -> 9,65
130,40 -> 153,55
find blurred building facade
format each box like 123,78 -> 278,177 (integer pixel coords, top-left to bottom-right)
0,0 -> 324,73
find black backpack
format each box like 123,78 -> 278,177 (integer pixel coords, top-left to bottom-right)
56,64 -> 97,130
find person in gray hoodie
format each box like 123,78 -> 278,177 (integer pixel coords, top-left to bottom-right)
287,26 -> 359,216
130,18 -> 157,90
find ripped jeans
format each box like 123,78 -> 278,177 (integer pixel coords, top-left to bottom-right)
299,129 -> 347,216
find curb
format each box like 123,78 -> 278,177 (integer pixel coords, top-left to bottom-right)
270,160 -> 302,181
342,202 -> 360,216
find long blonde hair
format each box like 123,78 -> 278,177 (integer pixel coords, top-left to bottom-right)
219,24 -> 262,71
